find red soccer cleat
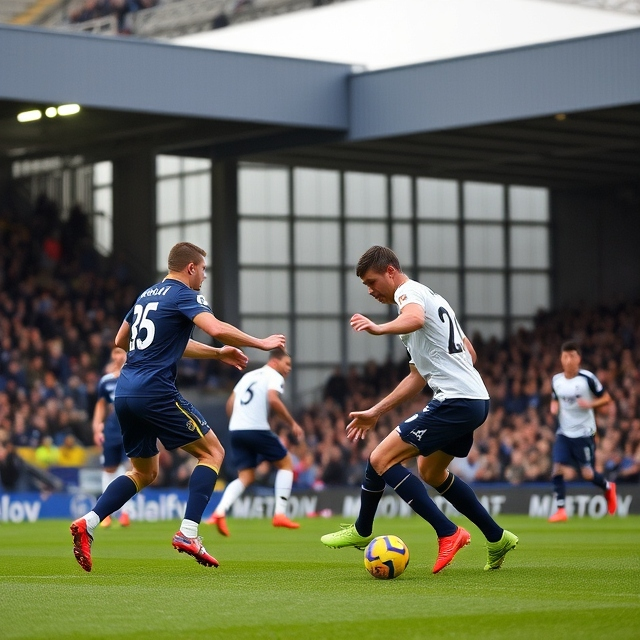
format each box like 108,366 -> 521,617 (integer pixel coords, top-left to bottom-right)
432,526 -> 471,574
206,513 -> 230,537
118,512 -> 131,527
605,482 -> 617,515
272,513 -> 300,529
548,507 -> 568,523
70,518 -> 94,572
172,531 -> 219,567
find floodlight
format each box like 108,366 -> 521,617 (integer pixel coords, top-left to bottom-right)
17,110 -> 42,123
45,107 -> 58,118
57,104 -> 81,116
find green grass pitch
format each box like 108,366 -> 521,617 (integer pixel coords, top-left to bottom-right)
1,515 -> 639,639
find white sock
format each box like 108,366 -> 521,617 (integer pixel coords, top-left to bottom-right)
274,469 -> 294,516
101,470 -> 119,493
214,478 -> 246,516
180,519 -> 199,538
84,511 -> 100,533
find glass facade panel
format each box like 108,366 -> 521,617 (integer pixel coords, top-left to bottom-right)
294,168 -> 340,217
509,186 -> 549,221
511,274 -> 550,316
157,178 -> 180,225
156,155 -> 181,177
418,270 -> 460,312
464,224 -> 504,267
157,226 -> 181,272
239,269 -> 290,314
464,182 -> 504,220
465,273 -> 505,315
417,223 -> 458,267
510,226 -> 549,268
240,220 -> 289,265
184,222 -> 211,258
294,221 -> 340,265
345,172 -> 386,218
295,271 -> 340,314
183,157 -> 211,173
391,175 -> 412,219
345,222 -> 387,266
391,223 -> 413,268
239,164 -> 289,216
296,319 -> 341,363
184,173 -> 211,221
347,318 -> 391,363
417,178 -> 458,219
93,161 -> 112,186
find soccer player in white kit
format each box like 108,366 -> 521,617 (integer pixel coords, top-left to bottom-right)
207,348 -> 304,535
548,341 -> 616,522
321,246 -> 518,573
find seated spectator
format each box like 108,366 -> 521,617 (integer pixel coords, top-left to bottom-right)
34,436 -> 60,468
57,433 -> 87,467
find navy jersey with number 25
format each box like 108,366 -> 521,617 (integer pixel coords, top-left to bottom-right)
116,279 -> 211,397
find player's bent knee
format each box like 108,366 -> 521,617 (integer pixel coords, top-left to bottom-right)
369,449 -> 391,476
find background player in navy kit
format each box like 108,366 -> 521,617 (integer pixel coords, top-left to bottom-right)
321,246 -> 518,573
207,348 -> 304,535
70,242 -> 286,571
548,341 -> 616,522
92,346 -> 130,528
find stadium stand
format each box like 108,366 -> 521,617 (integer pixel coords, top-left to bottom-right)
1,192 -> 639,492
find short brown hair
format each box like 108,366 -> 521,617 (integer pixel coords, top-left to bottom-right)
356,246 -> 402,278
561,340 -> 581,355
269,347 -> 290,360
167,242 -> 206,273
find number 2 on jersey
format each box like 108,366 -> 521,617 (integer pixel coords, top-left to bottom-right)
129,302 -> 158,351
438,306 -> 463,355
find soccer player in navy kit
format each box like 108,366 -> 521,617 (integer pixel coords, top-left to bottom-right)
92,346 -> 130,528
547,341 -> 616,522
321,246 -> 518,573
71,242 -> 286,571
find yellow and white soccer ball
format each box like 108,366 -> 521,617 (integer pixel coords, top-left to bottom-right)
364,535 -> 410,579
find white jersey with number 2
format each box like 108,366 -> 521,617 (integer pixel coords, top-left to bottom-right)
395,279 -> 489,402
228,365 -> 285,431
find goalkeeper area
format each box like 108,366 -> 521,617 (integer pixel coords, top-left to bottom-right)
1,516 -> 638,639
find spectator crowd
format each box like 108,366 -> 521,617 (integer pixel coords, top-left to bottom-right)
1,197 -> 639,493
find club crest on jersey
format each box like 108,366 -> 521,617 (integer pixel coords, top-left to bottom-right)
197,294 -> 209,307
398,294 -> 407,304
186,420 -> 196,431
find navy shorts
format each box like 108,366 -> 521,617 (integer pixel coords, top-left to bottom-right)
229,429 -> 288,471
552,433 -> 595,468
396,398 -> 490,458
114,393 -> 210,458
102,440 -> 127,468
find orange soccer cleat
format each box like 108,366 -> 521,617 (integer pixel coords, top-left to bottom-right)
206,513 -> 230,537
172,531 -> 219,567
118,512 -> 131,527
605,482 -> 617,516
548,507 -> 568,523
272,513 -> 300,529
432,526 -> 471,574
70,518 -> 94,572
99,515 -> 112,528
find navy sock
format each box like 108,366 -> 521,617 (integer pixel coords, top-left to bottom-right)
355,460 -> 385,537
591,471 -> 608,491
184,464 -> 218,523
436,473 -> 502,543
382,464 -> 457,538
552,474 -> 566,507
94,475 -> 138,521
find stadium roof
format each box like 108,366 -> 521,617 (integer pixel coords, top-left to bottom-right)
174,0 -> 640,70
1,0 -> 640,188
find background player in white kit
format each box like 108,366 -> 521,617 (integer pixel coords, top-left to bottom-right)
321,246 -> 518,574
207,348 -> 304,535
548,340 -> 616,522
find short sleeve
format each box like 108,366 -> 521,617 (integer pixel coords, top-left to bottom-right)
267,369 -> 285,394
395,283 -> 424,312
177,287 -> 213,320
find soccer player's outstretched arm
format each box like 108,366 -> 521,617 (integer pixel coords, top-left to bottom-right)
193,312 -> 285,351
350,303 -> 424,336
